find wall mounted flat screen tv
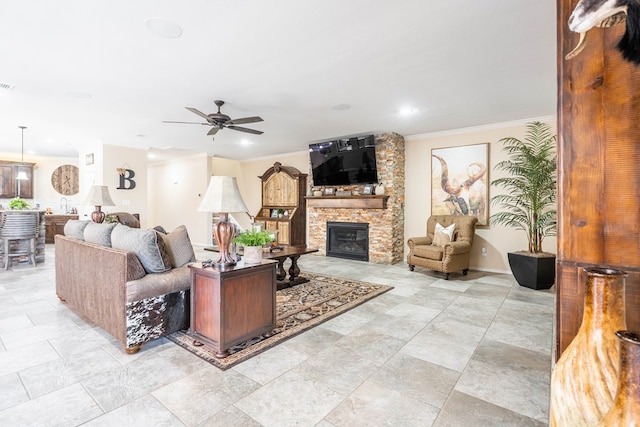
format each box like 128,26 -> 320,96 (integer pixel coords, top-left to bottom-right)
309,135 -> 378,186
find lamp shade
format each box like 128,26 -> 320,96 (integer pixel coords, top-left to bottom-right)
197,176 -> 248,213
82,185 -> 115,207
16,170 -> 28,180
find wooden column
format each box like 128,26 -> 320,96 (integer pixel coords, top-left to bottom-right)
556,0 -> 640,357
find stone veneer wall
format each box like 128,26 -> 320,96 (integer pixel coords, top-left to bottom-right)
307,132 -> 405,264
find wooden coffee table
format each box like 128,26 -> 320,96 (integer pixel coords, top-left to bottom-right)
263,246 -> 319,289
204,245 -> 318,289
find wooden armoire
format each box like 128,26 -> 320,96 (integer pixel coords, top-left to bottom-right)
556,0 -> 640,357
254,162 -> 307,247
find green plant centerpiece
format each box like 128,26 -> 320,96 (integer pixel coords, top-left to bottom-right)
233,229 -> 275,247
233,229 -> 275,264
9,198 -> 30,210
490,121 -> 557,289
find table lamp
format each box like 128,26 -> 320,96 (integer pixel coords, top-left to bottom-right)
82,185 -> 115,223
197,176 -> 249,266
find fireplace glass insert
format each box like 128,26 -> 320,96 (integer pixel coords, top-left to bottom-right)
326,221 -> 369,261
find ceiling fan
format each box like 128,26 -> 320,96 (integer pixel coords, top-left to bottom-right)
163,100 -> 264,138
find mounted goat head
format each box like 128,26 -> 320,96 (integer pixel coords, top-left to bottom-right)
566,0 -> 640,65
432,154 -> 486,219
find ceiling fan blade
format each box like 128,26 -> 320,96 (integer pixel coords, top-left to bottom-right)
226,116 -> 264,125
185,107 -> 212,121
207,127 -> 220,136
162,120 -> 209,125
227,125 -> 264,135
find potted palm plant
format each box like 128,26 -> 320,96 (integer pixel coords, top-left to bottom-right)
490,121 -> 557,290
233,229 -> 275,264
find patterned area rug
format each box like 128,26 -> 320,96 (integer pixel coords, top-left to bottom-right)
167,273 -> 392,370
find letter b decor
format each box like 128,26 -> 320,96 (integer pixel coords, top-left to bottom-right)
117,169 -> 136,190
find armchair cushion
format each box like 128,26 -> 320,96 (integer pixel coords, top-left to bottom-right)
413,244 -> 444,261
432,223 -> 455,247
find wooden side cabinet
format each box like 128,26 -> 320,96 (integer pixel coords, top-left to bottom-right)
189,261 -> 277,358
254,162 -> 308,247
44,214 -> 79,244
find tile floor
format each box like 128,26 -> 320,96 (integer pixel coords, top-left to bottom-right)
0,244 -> 554,426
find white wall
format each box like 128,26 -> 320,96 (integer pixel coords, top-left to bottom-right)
100,145 -> 149,225
405,117 -> 557,272
148,153 -> 210,245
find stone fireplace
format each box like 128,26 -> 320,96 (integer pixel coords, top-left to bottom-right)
306,132 -> 405,264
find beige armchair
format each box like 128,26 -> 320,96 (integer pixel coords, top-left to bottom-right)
407,215 -> 478,279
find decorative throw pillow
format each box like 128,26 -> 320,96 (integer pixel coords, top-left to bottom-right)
63,220 -> 91,240
83,222 -> 117,247
158,225 -> 196,268
111,224 -> 172,273
432,223 -> 455,247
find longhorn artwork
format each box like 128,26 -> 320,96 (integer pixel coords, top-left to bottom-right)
431,143 -> 488,226
566,0 -> 640,65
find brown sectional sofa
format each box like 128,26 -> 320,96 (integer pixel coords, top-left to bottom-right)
55,222 -> 195,354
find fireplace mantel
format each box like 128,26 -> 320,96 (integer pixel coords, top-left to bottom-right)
305,195 -> 388,209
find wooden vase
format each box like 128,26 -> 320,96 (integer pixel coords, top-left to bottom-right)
549,267 -> 627,427
597,331 -> 640,426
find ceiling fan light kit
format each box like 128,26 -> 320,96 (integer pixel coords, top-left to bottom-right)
163,100 -> 263,139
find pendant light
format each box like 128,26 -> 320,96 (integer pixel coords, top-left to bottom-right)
16,126 -> 28,180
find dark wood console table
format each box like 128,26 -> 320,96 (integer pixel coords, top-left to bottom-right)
189,261 -> 277,358
44,214 -> 78,244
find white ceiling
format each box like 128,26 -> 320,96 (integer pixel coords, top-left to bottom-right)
0,0 -> 557,162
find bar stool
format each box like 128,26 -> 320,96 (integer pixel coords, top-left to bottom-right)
0,211 -> 39,270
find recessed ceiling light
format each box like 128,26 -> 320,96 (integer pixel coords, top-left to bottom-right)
136,133 -> 147,138
331,103 -> 351,111
145,18 -> 183,38
399,107 -> 418,116
240,139 -> 253,146
65,90 -> 92,99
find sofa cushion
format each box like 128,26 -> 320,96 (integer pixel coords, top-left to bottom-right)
111,224 -> 172,273
63,219 -> 91,240
158,225 -> 196,268
432,223 -> 455,247
413,244 -> 444,261
84,222 -> 117,246
126,265 -> 191,302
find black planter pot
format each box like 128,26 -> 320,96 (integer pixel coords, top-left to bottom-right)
508,252 -> 556,290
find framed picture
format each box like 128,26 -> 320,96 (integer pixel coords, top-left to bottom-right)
323,187 -> 335,196
363,184 -> 373,195
85,153 -> 94,165
431,142 -> 489,226
270,209 -> 280,218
